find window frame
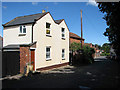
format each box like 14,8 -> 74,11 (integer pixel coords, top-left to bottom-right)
46,22 -> 51,36
61,28 -> 65,39
19,25 -> 26,35
62,49 -> 65,60
46,46 -> 51,61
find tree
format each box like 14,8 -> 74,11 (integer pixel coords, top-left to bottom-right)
101,43 -> 110,53
98,2 -> 120,58
95,44 -> 102,50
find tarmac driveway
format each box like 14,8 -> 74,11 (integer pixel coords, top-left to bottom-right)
2,56 -> 120,89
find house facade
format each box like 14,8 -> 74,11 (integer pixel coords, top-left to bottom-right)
3,11 -> 69,74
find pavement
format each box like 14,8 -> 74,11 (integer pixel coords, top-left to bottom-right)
2,56 -> 120,89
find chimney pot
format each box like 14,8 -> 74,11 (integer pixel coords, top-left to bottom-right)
42,10 -> 46,13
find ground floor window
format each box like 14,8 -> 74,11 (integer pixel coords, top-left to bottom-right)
46,46 -> 51,60
62,49 -> 65,60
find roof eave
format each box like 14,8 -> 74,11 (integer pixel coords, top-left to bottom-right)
3,22 -> 35,27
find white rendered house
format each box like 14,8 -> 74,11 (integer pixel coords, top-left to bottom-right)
3,11 -> 69,74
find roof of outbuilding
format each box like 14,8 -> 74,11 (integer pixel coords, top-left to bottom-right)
3,45 -> 20,49
3,12 -> 49,27
69,32 -> 84,40
3,42 -> 37,49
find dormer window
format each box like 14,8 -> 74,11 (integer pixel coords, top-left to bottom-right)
46,23 -> 51,36
19,25 -> 26,34
61,28 -> 65,39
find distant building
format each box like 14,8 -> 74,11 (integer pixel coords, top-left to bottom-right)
84,43 -> 92,48
69,32 -> 84,45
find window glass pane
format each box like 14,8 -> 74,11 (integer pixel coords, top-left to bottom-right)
62,34 -> 65,38
62,54 -> 64,58
62,49 -> 65,58
46,23 -> 50,28
46,47 -> 50,59
62,28 -> 65,32
46,47 -> 50,52
62,49 -> 65,53
46,30 -> 50,34
20,26 -> 22,33
23,27 -> 26,33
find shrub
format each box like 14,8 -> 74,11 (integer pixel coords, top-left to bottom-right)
70,42 -> 95,64
82,45 -> 95,64
100,52 -> 110,56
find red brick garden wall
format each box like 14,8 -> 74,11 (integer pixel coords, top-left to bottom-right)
20,46 -> 30,74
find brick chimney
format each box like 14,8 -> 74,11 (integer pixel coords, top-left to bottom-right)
42,10 -> 46,13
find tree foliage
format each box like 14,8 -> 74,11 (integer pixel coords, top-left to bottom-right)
101,43 -> 110,53
70,42 -> 95,64
98,2 -> 120,56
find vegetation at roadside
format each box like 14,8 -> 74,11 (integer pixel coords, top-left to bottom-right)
70,42 -> 95,64
100,43 -> 110,56
98,2 -> 120,60
101,52 -> 110,56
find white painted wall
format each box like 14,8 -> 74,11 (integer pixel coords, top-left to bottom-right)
3,12 -> 69,70
3,24 -> 32,47
33,13 -> 69,69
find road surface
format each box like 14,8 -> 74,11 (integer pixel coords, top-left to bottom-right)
2,56 -> 120,89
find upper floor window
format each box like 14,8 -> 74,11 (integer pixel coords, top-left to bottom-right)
46,23 -> 51,35
61,28 -> 65,39
20,25 -> 26,34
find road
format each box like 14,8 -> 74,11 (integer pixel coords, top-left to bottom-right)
2,56 -> 120,89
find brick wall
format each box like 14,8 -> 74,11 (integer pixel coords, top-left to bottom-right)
70,38 -> 80,44
20,46 -> 30,74
70,38 -> 84,45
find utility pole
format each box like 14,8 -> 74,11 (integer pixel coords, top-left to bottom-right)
81,10 -> 83,48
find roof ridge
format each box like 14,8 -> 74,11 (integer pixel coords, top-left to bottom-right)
55,19 -> 64,21
16,13 -> 44,18
3,12 -> 49,26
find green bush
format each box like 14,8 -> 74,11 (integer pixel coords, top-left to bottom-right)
100,52 -> 110,56
82,45 -> 95,64
70,42 -> 95,64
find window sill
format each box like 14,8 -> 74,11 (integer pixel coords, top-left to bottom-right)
61,38 -> 65,40
46,34 -> 52,37
62,58 -> 65,60
46,58 -> 52,61
19,33 -> 26,36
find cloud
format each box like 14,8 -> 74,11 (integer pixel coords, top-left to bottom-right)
2,6 -> 7,9
32,2 -> 38,5
53,2 -> 58,5
86,0 -> 98,7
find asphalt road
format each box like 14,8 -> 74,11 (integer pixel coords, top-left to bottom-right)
2,56 -> 120,89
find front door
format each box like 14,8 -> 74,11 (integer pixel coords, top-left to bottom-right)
31,49 -> 35,70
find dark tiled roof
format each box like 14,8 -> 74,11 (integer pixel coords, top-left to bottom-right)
3,12 -> 49,27
3,12 -> 65,27
69,32 -> 84,40
3,42 -> 37,49
55,19 -> 64,24
3,45 -> 20,49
